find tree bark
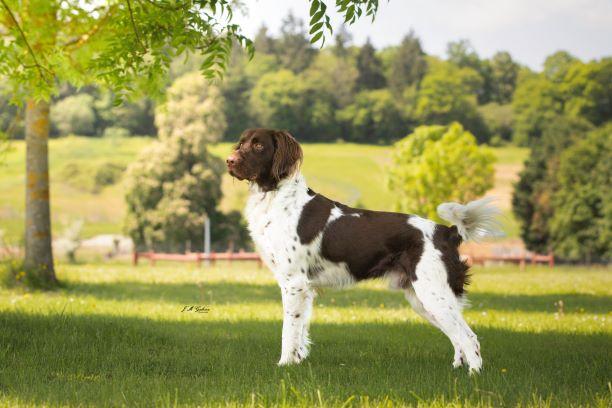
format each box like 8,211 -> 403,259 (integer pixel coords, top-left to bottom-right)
24,98 -> 56,283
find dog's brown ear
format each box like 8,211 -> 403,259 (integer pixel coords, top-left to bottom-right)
271,130 -> 303,181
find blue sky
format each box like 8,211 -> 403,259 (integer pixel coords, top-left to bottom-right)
234,0 -> 612,70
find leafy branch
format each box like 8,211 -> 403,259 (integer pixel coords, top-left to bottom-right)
308,0 -> 382,47
63,5 -> 118,49
126,0 -> 146,51
0,0 -> 52,81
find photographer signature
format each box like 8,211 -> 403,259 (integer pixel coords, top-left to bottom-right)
181,305 -> 210,313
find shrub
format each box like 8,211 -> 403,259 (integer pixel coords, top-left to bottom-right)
51,94 -> 96,136
388,123 -> 495,220
94,162 -> 125,188
59,161 -> 125,193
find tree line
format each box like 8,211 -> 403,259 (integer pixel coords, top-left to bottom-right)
3,13 -> 609,148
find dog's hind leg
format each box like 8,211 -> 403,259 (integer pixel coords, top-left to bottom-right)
410,247 -> 482,374
404,287 -> 466,368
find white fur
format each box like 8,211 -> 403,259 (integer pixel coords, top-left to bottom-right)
407,218 -> 482,373
245,173 -> 354,365
244,172 -> 489,373
437,197 -> 503,242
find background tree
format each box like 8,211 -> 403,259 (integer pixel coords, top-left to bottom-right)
543,51 -> 578,81
303,50 -> 358,139
511,71 -> 562,145
276,13 -> 315,73
253,25 -> 277,56
250,69 -> 309,134
355,38 -> 386,90
489,51 -> 519,104
478,102 -> 513,144
549,125 -> 611,262
415,60 -> 489,141
125,73 -> 248,251
337,89 -> 406,142
96,95 -> 156,137
0,82 -> 22,140
221,59 -> 253,141
388,30 -> 427,94
446,39 -> 492,103
333,24 -> 352,57
50,94 -> 96,136
125,136 -> 226,252
155,72 -> 226,145
512,56 -> 611,145
512,116 -> 592,253
561,58 -> 612,126
388,123 -> 495,220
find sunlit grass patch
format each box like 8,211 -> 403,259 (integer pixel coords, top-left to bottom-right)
0,262 -> 609,407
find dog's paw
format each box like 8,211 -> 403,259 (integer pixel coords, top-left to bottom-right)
468,365 -> 482,375
452,356 -> 465,369
277,350 -> 305,366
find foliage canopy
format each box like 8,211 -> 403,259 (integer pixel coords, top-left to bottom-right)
388,123 -> 495,220
549,124 -> 612,261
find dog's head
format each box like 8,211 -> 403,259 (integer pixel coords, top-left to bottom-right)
226,128 -> 303,191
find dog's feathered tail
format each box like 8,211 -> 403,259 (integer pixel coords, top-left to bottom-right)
437,197 -> 503,242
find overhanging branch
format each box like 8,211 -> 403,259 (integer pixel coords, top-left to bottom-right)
0,0 -> 51,80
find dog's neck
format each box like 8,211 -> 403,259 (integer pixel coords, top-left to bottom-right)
248,172 -> 307,198
245,172 -> 309,221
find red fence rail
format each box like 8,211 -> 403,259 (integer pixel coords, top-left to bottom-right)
465,252 -> 554,270
133,251 -> 262,267
133,250 -> 554,270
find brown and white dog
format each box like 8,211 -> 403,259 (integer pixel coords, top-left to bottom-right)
226,128 -> 501,373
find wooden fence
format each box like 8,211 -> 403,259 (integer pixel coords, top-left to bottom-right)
465,252 -> 554,270
132,250 -> 262,267
133,250 -> 554,270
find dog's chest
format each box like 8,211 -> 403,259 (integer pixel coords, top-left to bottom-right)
245,181 -> 309,271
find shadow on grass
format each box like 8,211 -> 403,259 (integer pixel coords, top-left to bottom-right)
0,310 -> 610,407
67,280 -> 612,314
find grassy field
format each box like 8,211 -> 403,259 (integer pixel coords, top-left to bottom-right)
0,137 -> 527,242
0,262 -> 610,407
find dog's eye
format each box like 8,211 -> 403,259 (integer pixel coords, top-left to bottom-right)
254,143 -> 264,151
235,143 -> 242,151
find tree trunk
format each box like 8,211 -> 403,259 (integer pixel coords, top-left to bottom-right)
24,98 -> 56,284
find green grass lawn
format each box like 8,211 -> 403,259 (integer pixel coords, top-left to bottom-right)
0,137 -> 528,242
0,262 -> 610,407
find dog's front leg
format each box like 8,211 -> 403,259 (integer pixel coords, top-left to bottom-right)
278,276 -> 313,366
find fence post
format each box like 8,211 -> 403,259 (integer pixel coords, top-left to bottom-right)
548,251 -> 555,268
203,215 -> 211,267
132,251 -> 138,266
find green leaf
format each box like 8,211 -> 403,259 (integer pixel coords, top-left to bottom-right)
309,22 -> 324,35
309,0 -> 320,16
310,10 -> 325,26
345,6 -> 355,23
310,31 -> 323,44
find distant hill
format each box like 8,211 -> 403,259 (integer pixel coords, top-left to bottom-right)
0,136 -> 527,241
